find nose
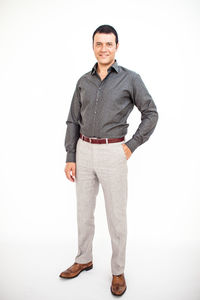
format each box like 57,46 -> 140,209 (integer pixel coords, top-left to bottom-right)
101,44 -> 107,51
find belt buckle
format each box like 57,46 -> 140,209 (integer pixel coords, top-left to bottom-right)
105,138 -> 108,144
89,138 -> 92,143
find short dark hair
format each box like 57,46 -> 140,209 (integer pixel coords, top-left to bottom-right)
92,25 -> 119,45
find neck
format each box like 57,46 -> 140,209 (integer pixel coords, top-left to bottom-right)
97,59 -> 115,74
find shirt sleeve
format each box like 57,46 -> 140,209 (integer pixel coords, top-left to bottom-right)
125,73 -> 159,153
64,79 -> 81,163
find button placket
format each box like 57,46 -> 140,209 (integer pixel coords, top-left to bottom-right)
92,83 -> 103,136
92,70 -> 112,137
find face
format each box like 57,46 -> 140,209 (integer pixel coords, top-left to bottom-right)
93,32 -> 119,66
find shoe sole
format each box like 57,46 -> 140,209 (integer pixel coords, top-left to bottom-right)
59,265 -> 93,279
110,286 -> 127,296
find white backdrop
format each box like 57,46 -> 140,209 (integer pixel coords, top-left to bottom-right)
0,0 -> 200,299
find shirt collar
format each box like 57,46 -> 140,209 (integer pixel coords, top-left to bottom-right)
91,59 -> 119,75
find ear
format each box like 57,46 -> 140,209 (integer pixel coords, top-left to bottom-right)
116,42 -> 119,50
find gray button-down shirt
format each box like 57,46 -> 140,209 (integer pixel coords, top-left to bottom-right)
64,59 -> 158,162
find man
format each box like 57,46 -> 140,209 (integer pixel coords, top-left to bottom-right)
60,24 -> 158,296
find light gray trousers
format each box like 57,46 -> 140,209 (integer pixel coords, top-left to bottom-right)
74,137 -> 128,275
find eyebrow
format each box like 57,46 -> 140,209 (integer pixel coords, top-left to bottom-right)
95,41 -> 113,44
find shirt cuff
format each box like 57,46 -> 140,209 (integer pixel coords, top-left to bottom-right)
125,138 -> 140,153
66,151 -> 76,163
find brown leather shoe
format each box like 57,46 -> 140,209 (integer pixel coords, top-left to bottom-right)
110,273 -> 127,296
59,261 -> 93,279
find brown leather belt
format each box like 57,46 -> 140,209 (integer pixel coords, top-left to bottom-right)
80,133 -> 124,144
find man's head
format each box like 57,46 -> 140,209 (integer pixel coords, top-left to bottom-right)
92,25 -> 119,66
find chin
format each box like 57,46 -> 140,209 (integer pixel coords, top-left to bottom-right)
98,58 -> 111,64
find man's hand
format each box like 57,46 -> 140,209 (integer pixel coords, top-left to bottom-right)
64,162 -> 76,182
122,144 -> 132,160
